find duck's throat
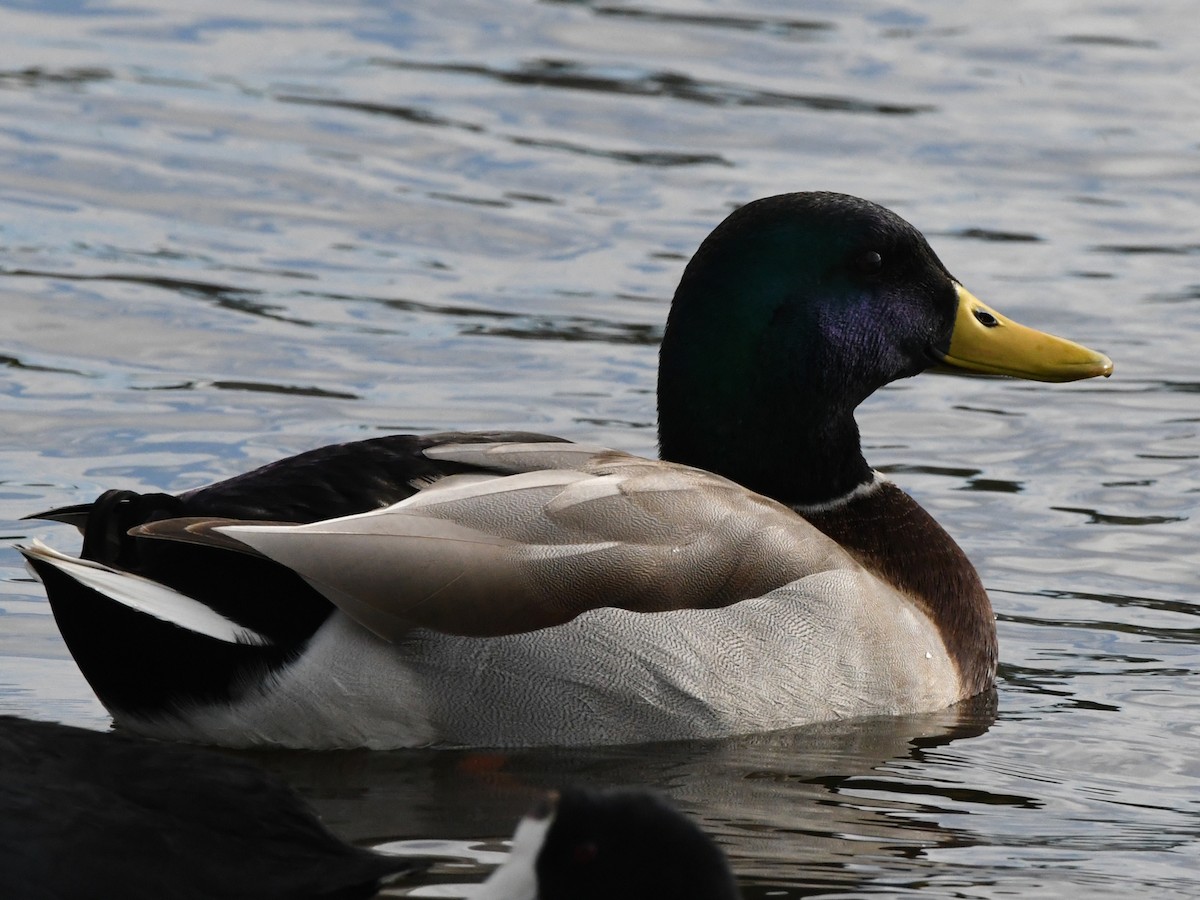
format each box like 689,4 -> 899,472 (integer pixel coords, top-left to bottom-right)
798,479 -> 998,697
659,405 -> 873,507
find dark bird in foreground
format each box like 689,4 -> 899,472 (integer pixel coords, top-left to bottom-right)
474,787 -> 740,900
0,716 -> 424,900
20,192 -> 1113,749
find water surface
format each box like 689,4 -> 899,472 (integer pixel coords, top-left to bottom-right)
1,1 -> 1197,897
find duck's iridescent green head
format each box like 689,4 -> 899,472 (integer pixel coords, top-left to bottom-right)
657,192 -> 1111,504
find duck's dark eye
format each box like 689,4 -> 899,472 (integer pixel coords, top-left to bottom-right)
973,308 -> 999,327
853,250 -> 883,275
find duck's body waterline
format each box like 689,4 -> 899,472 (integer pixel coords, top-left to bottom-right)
21,192 -> 1111,749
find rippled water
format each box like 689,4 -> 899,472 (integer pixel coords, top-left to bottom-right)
1,1 -> 1197,896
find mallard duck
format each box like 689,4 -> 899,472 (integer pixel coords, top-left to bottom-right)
20,192 -> 1112,749
0,715 -> 428,899
474,788 -> 739,900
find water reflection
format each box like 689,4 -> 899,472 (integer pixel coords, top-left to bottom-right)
546,3 -> 833,40
0,354 -> 88,377
0,66 -> 113,88
277,93 -> 486,133
378,58 -> 936,116
507,135 -> 729,168
942,227 -> 1043,243
251,697 -> 998,894
1050,506 -> 1186,526
136,380 -> 362,399
462,314 -> 660,344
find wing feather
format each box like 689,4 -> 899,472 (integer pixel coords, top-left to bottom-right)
204,455 -> 856,639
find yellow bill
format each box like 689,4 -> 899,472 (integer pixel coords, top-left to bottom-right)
939,285 -> 1113,382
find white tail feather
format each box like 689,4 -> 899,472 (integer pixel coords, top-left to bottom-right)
21,540 -> 270,646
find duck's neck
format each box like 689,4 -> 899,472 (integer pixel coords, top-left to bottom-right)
658,400 -> 872,507
799,478 -> 998,696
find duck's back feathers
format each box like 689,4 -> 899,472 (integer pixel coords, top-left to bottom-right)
29,431 -> 570,536
140,445 -> 853,639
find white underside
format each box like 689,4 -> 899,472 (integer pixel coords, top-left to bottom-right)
120,567 -> 964,750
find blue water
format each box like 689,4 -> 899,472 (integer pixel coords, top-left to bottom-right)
1,1 -> 1197,896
